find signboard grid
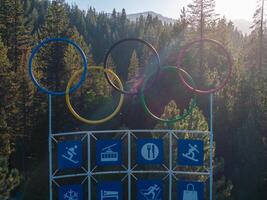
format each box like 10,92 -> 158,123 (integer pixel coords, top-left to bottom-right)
47,94 -> 214,200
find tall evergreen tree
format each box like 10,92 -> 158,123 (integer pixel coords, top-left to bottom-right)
0,0 -> 28,71
0,36 -> 20,200
38,0 -> 71,92
155,100 -> 233,199
250,0 -> 267,69
127,50 -> 139,80
187,0 -> 218,35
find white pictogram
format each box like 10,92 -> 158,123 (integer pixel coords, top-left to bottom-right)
100,189 -> 119,200
140,184 -> 161,200
141,143 -> 159,161
182,144 -> 200,162
101,143 -> 118,162
64,189 -> 79,200
182,184 -> 198,200
62,145 -> 79,164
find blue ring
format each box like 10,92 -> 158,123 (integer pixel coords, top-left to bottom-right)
28,37 -> 88,96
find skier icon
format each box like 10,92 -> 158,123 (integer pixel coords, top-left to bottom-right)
140,184 -> 161,200
182,144 -> 200,162
62,145 -> 79,164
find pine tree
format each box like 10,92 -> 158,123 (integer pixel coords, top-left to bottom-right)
0,0 -> 13,46
37,0 -> 71,91
0,36 -> 20,200
127,50 -> 139,81
126,50 -> 140,93
250,0 -> 267,69
155,100 -> 233,198
118,8 -> 128,38
0,0 -> 28,71
187,0 -> 218,36
35,0 -> 71,131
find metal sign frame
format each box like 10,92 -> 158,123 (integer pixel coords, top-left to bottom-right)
48,94 -> 214,200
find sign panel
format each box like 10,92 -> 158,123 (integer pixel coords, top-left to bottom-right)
58,141 -> 83,169
178,139 -> 204,166
137,180 -> 163,200
137,139 -> 163,164
96,140 -> 122,166
97,181 -> 122,200
59,184 -> 83,200
178,181 -> 204,200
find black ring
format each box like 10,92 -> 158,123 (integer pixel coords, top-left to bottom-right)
103,38 -> 161,95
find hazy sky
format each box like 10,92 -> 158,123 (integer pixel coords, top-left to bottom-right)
65,0 -> 256,21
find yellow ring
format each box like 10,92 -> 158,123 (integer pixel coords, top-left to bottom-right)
66,66 -> 124,124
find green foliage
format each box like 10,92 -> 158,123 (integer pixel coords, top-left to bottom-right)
187,0 -> 219,34
155,100 -> 208,131
0,157 -> 20,200
127,50 -> 139,80
0,0 -> 266,199
0,37 -> 20,199
155,100 -> 233,199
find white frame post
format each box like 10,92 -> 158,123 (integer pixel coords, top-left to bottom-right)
209,94 -> 214,200
48,95 -> 53,200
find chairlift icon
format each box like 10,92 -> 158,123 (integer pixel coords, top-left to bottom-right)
101,143 -> 119,162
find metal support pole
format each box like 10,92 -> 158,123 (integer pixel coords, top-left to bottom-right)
169,131 -> 173,200
48,95 -> 53,200
209,94 -> 214,200
88,132 -> 91,200
128,131 -> 131,200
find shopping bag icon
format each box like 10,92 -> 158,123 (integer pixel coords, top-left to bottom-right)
183,184 -> 198,200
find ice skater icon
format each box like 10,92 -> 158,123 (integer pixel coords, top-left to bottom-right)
182,144 -> 200,162
62,145 -> 79,164
140,184 -> 161,200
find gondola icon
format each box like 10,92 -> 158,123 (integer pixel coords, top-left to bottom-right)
101,143 -> 119,162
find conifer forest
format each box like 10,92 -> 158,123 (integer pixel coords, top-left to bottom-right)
0,0 -> 267,199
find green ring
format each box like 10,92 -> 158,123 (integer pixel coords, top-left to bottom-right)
140,66 -> 197,123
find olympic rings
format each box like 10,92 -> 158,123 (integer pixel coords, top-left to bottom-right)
66,66 -> 124,125
28,38 -> 88,96
103,38 -> 161,95
177,38 -> 232,94
29,37 -> 232,124
140,66 -> 197,123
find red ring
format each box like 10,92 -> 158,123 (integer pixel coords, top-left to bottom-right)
177,38 -> 232,94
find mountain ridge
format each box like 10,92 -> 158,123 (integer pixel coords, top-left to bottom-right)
127,11 -> 176,24
126,11 -> 252,34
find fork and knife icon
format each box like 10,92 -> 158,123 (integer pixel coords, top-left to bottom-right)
146,144 -> 156,159
141,142 -> 159,161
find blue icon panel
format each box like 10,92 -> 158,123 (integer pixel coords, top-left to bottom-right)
58,141 -> 83,169
178,181 -> 204,200
178,139 -> 204,166
59,184 -> 83,200
96,140 -> 122,166
137,180 -> 163,200
97,181 -> 122,200
137,139 -> 163,164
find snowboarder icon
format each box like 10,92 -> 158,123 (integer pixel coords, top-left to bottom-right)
182,143 -> 200,162
62,145 -> 79,164
140,184 -> 161,200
